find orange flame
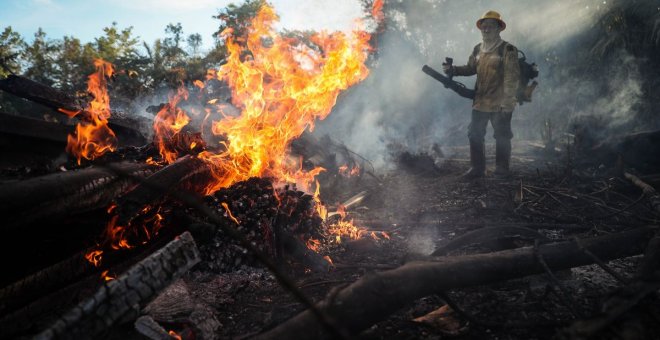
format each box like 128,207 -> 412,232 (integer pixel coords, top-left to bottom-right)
328,218 -> 365,243
306,237 -> 321,252
85,249 -> 103,267
66,59 -> 117,164
372,0 -> 385,23
101,270 -> 115,281
154,86 -> 191,164
195,3 -> 372,195
168,330 -> 182,340
323,255 -> 334,266
221,202 -> 241,225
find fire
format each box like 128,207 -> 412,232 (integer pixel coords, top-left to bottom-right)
221,202 -> 241,225
338,164 -> 360,177
192,3 -> 373,195
153,86 -> 191,164
66,59 -> 118,164
328,218 -> 365,243
168,330 -> 182,340
372,0 -> 385,23
101,270 -> 115,281
85,249 -> 103,267
323,255 -> 334,266
84,205 -> 165,267
306,237 -> 321,252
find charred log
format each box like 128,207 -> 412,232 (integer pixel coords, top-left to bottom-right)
34,231 -> 200,340
117,155 -> 210,224
0,251 -> 88,316
0,112 -> 70,144
0,162 -> 156,231
256,226 -> 656,339
431,226 -> 550,256
0,74 -> 148,146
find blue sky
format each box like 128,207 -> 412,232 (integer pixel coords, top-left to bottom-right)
0,0 -> 365,51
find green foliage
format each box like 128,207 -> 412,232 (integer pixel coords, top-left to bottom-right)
23,28 -> 58,86
212,0 -> 266,46
0,26 -> 25,77
0,0 -> 275,111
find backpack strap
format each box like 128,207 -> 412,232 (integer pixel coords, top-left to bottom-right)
472,43 -> 481,58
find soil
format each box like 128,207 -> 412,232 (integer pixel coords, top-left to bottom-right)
118,140 -> 660,339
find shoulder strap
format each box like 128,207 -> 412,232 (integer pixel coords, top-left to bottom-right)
472,43 -> 481,57
497,41 -> 507,57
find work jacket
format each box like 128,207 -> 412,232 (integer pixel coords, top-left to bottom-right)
453,40 -> 520,112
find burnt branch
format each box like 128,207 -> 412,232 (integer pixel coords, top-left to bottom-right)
256,226 -> 656,339
34,231 -> 200,340
0,162 -> 156,231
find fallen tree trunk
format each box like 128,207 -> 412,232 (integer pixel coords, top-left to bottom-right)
0,162 -> 156,232
256,226 -> 656,339
34,231 -> 200,340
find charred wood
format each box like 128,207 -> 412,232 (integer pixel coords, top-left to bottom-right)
0,75 -> 82,112
34,231 -> 200,340
0,227 -> 178,339
256,226 -> 656,339
0,251 -> 88,316
0,112 -> 70,144
431,226 -> 550,256
0,162 -> 156,231
0,74 -> 148,145
117,155 -> 210,224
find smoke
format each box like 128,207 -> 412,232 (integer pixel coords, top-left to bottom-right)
314,0 -> 647,170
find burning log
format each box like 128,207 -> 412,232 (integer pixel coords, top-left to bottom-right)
0,74 -> 148,146
117,155 -> 210,224
34,231 -> 200,340
0,162 -> 156,231
256,226 -> 656,339
0,227 -> 180,339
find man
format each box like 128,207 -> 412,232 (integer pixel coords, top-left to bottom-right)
443,10 -> 520,179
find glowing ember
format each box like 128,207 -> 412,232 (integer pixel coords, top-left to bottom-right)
85,249 -> 103,267
168,330 -> 182,340
101,270 -> 115,281
328,219 -> 365,243
306,237 -> 321,252
66,59 -> 118,164
323,255 -> 334,266
221,202 -> 241,225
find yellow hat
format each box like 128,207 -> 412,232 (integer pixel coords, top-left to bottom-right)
476,10 -> 506,31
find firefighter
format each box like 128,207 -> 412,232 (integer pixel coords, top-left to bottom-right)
443,10 -> 520,179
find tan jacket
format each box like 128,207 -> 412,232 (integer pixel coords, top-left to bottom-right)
453,41 -> 520,112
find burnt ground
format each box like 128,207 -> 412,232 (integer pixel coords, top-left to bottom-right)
111,140 -> 659,339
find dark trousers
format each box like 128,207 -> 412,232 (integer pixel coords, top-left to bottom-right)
467,110 -> 513,143
467,110 -> 513,173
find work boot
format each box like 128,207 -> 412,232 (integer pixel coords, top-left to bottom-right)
461,140 -> 486,180
494,139 -> 511,177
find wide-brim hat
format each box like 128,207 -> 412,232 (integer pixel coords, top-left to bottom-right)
476,10 -> 506,31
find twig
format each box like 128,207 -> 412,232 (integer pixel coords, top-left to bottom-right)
533,240 -> 583,319
573,237 -> 629,284
438,292 -> 567,329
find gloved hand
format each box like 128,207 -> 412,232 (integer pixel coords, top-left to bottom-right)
442,64 -> 453,76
